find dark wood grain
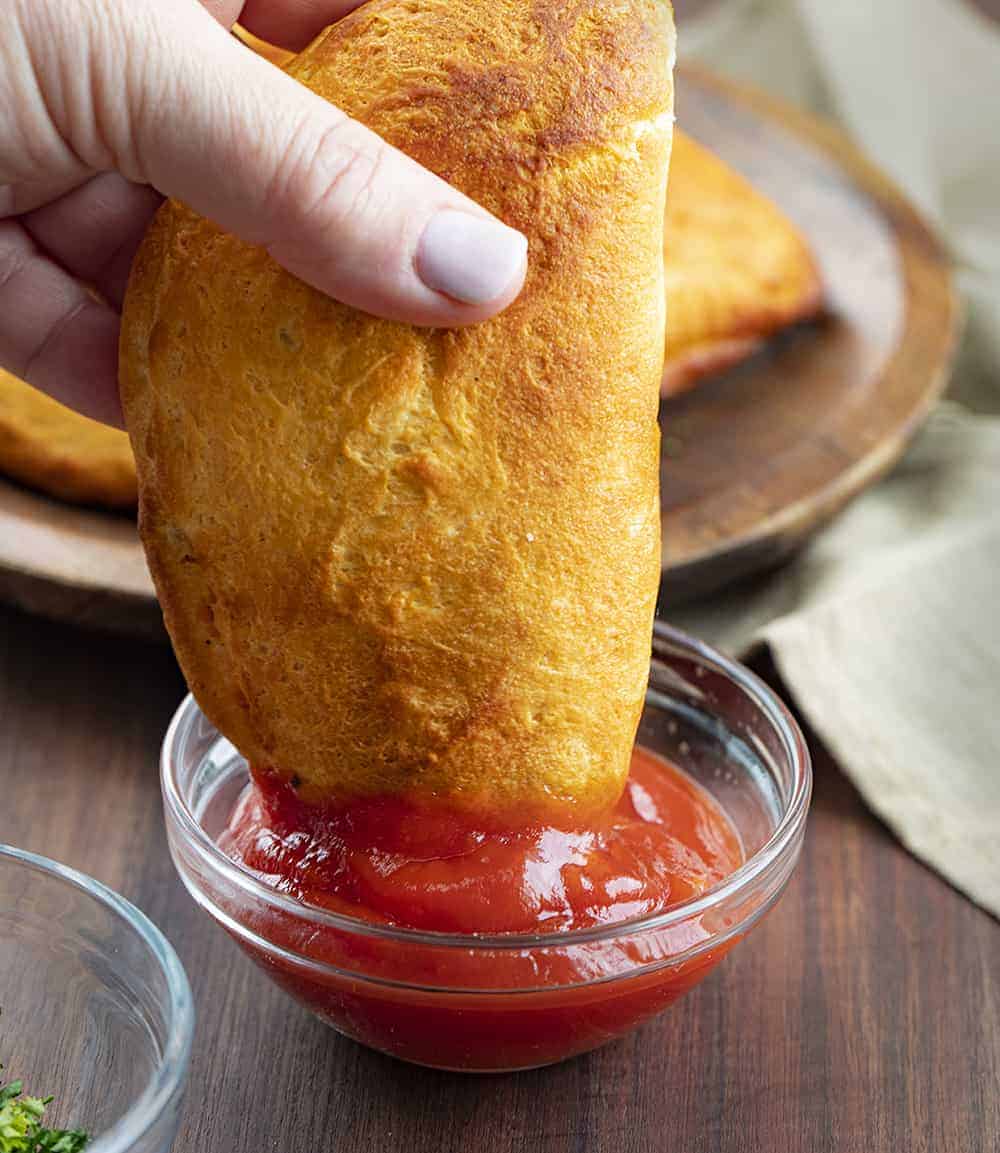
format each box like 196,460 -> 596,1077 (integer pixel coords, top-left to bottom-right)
1,603 -> 996,1153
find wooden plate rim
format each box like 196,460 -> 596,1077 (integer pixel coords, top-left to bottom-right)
664,63 -> 962,578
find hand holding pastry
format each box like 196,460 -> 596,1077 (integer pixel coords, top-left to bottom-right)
122,0 -> 674,818
0,0 -> 527,427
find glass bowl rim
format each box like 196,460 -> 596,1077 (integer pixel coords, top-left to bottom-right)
162,622 -> 811,953
0,844 -> 195,1153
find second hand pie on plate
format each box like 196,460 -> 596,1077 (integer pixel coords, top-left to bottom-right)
661,131 -> 823,396
121,0 -> 675,818
0,368 -> 136,509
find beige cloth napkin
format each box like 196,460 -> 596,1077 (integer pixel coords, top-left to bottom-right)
672,0 -> 1000,917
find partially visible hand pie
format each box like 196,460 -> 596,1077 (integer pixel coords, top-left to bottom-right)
662,130 -> 823,396
0,368 -> 136,508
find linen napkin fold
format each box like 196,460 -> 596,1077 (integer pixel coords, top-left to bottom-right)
673,407 -> 1000,915
673,0 -> 1000,917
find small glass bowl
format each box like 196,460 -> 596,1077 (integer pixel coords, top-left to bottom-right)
162,622 -> 810,1072
0,846 -> 194,1151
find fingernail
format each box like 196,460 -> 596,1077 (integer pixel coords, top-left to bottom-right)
417,211 -> 528,305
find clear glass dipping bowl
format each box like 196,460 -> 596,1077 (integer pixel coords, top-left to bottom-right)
0,846 -> 194,1151
162,622 -> 811,1072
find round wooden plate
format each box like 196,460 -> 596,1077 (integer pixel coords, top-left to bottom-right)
661,65 -> 959,601
0,65 -> 959,636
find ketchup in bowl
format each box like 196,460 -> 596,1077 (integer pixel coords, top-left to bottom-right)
209,749 -> 741,1070
162,626 -> 811,1071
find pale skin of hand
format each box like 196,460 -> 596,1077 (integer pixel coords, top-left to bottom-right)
0,0 -> 529,427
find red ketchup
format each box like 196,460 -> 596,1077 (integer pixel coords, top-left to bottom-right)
220,748 -> 744,1070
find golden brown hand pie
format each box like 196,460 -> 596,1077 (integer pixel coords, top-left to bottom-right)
662,130 -> 822,396
0,368 -> 136,508
121,0 -> 675,818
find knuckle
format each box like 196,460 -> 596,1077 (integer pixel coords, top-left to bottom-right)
268,116 -> 391,246
0,223 -> 31,295
21,298 -> 88,384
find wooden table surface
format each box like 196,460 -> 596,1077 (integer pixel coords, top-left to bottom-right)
2,601 -> 997,1153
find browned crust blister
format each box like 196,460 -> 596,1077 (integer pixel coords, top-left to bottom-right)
121,0 -> 675,818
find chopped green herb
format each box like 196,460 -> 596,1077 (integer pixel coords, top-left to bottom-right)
0,1072 -> 88,1153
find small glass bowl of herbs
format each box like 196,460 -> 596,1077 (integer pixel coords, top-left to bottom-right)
0,847 -> 193,1153
0,1070 -> 88,1152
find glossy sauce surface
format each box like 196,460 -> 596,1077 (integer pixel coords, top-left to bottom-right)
221,748 -> 743,934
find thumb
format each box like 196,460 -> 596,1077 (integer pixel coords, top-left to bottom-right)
96,1 -> 528,326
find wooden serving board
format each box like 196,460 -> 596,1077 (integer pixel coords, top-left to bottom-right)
0,66 -> 958,635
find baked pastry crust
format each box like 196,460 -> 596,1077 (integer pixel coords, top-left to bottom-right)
662,130 -> 822,396
121,0 -> 675,816
0,368 -> 136,508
